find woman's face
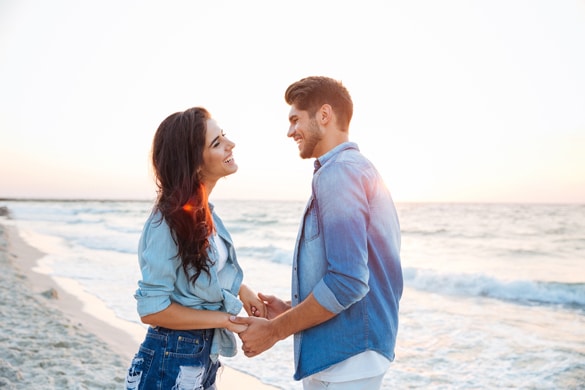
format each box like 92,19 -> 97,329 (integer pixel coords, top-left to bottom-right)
199,118 -> 237,184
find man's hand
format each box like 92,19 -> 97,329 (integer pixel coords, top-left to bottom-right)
258,292 -> 290,319
231,293 -> 335,358
229,315 -> 279,357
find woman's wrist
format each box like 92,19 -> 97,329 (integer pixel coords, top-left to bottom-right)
239,283 -> 251,297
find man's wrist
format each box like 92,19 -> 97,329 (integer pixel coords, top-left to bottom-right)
271,314 -> 291,341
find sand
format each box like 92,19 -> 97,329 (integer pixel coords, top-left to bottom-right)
0,221 -> 278,389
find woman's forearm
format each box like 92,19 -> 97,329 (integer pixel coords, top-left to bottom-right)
141,302 -> 246,333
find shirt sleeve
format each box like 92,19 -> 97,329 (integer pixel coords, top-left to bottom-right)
134,216 -> 181,317
312,161 -> 371,313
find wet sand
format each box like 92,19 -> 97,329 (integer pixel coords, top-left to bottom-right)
0,221 -> 278,389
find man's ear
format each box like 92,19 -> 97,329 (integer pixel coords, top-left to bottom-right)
318,104 -> 333,125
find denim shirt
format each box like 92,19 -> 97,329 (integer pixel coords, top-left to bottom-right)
134,204 -> 243,362
291,142 -> 403,380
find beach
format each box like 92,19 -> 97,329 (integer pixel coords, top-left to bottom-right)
1,199 -> 583,389
0,221 -> 278,389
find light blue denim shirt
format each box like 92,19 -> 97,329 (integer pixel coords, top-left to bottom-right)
292,142 -> 403,380
134,204 -> 243,362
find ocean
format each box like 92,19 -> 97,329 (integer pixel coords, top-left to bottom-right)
0,199 -> 583,389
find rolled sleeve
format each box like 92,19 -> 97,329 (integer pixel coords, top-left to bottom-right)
314,160 -> 371,309
134,214 -> 179,317
312,279 -> 345,314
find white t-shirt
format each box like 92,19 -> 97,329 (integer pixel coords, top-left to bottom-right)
212,233 -> 228,272
308,350 -> 390,382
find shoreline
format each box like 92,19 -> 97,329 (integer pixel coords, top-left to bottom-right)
0,220 -> 278,389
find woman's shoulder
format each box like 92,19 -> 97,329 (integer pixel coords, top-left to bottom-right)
138,210 -> 179,262
141,210 -> 172,239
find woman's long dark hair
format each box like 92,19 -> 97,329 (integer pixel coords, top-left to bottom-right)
151,107 -> 214,283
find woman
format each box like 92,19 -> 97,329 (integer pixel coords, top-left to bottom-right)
125,107 -> 265,390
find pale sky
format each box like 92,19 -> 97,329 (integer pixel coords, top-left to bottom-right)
1,0 -> 584,203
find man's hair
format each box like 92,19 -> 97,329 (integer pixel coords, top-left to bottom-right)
284,76 -> 353,129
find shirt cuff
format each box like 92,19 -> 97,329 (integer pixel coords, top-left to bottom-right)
135,293 -> 171,317
313,279 -> 345,314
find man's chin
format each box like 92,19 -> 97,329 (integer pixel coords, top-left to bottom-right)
299,148 -> 312,159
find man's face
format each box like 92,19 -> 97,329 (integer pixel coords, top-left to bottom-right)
287,105 -> 323,159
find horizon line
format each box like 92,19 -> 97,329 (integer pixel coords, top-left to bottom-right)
0,197 -> 583,206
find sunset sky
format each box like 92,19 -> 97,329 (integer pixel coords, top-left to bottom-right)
1,0 -> 584,203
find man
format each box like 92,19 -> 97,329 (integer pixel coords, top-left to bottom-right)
231,76 -> 403,389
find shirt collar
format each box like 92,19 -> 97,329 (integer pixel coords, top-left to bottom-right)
314,142 -> 359,173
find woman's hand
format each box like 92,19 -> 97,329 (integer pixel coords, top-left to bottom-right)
225,318 -> 248,334
239,284 -> 267,318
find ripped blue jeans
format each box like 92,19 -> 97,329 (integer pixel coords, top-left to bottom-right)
126,326 -> 220,390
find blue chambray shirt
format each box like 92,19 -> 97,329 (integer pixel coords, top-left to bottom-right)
134,204 -> 243,362
292,142 -> 403,380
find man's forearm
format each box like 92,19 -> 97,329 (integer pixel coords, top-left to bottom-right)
271,293 -> 335,340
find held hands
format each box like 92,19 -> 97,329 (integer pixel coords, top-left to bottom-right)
230,292 -> 291,357
238,284 -> 267,318
227,284 -> 265,334
257,292 -> 290,319
225,317 -> 248,334
229,315 -> 277,357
